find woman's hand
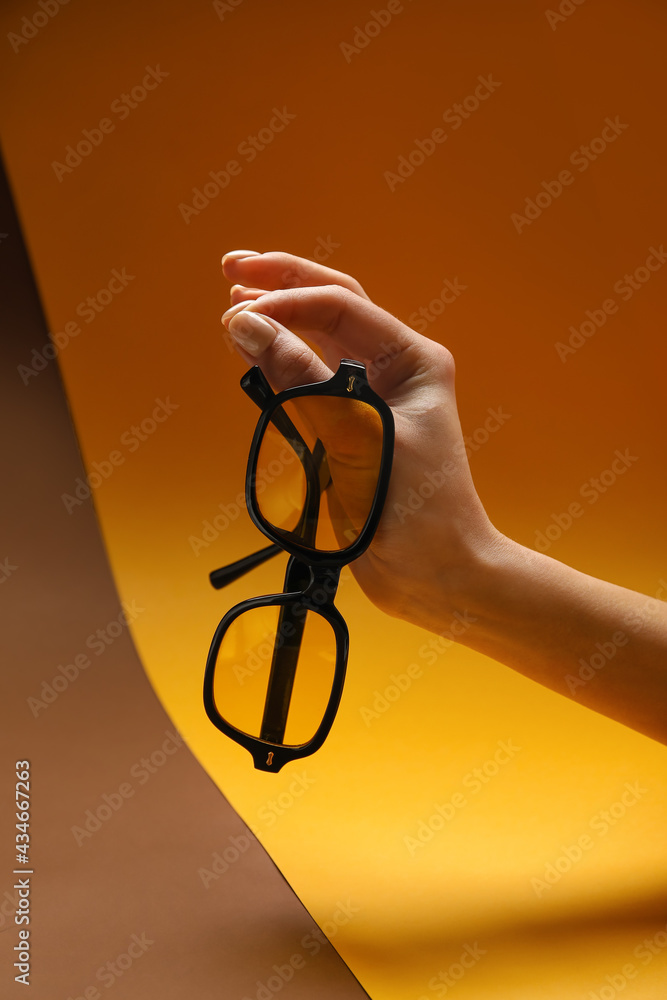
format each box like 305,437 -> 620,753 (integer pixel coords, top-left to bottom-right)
220,249 -> 501,634
220,249 -> 667,746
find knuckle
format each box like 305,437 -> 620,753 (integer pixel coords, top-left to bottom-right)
320,285 -> 353,333
276,338 -> 320,386
430,342 -> 455,381
280,267 -> 307,288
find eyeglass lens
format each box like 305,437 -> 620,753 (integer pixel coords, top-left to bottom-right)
254,395 -> 384,553
211,603 -> 337,746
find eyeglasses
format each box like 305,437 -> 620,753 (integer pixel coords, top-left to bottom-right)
203,359 -> 394,772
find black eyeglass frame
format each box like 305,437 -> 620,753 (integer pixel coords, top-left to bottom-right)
203,359 -> 394,773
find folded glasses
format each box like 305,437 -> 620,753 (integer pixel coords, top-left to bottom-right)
203,359 -> 394,772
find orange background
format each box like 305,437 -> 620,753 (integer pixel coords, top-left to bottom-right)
2,0 -> 666,997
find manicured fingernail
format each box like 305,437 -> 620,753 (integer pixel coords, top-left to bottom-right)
228,311 -> 276,357
221,301 -> 253,326
222,249 -> 261,265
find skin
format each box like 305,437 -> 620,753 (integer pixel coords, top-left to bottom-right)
220,249 -> 667,746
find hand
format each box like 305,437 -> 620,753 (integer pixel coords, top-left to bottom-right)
220,249 -> 500,633
220,249 -> 667,745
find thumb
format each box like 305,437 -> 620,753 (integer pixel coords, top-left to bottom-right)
226,306 -> 332,391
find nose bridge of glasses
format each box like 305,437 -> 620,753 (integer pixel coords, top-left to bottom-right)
283,555 -> 312,593
282,556 -> 340,604
259,560 -> 342,746
259,597 -> 305,745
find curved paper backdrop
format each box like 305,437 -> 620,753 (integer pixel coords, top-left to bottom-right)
2,0 -> 666,997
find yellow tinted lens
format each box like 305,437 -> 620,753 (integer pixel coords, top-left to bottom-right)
254,396 -> 383,552
212,604 -> 338,746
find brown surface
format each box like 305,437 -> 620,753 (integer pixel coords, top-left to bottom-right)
0,157 -> 369,998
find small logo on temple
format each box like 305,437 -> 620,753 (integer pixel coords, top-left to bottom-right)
347,377 -> 356,392
266,751 -> 274,766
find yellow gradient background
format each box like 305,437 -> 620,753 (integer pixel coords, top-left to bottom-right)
2,0 -> 666,997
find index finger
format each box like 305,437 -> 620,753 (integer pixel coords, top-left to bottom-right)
236,285 -> 444,398
222,250 -> 370,299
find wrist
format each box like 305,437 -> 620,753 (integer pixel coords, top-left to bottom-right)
395,520 -> 513,639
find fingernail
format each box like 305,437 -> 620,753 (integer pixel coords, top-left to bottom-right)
221,300 -> 253,326
228,311 -> 276,357
222,249 -> 261,265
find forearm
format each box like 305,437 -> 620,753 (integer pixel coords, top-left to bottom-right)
447,535 -> 667,744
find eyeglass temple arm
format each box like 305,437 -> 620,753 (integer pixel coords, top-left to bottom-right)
208,441 -> 328,591
209,544 -> 282,589
209,366 -> 329,589
259,556 -> 313,744
241,365 -> 302,443
260,559 -> 341,747
259,438 -> 326,744
242,365 -> 314,472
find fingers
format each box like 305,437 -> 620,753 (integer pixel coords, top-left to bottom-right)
225,285 -> 448,398
230,285 -> 266,306
221,250 -> 454,402
222,250 -> 369,300
227,309 -> 333,393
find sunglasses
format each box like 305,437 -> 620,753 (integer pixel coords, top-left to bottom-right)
203,359 -> 394,772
